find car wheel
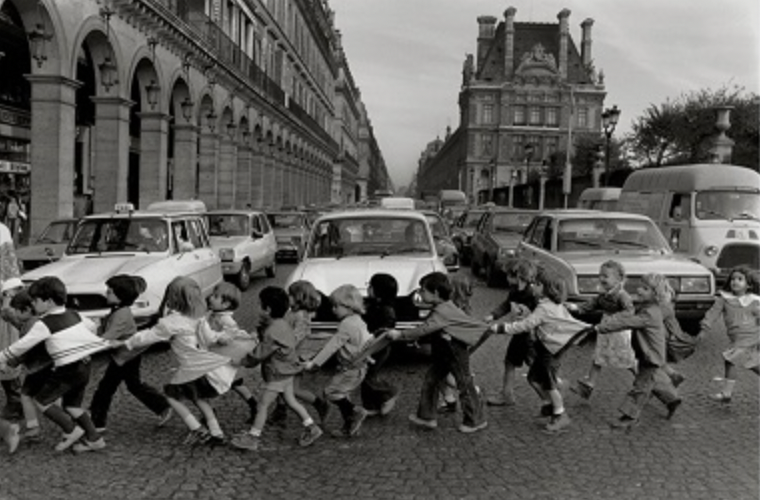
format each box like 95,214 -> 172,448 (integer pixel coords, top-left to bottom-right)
236,261 -> 251,291
265,260 -> 276,278
485,259 -> 500,287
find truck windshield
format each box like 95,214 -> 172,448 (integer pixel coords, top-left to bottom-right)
695,191 -> 760,221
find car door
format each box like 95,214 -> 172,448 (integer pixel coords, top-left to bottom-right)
247,213 -> 266,272
258,214 -> 277,266
185,217 -> 222,294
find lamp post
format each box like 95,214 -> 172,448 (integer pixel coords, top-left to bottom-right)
601,105 -> 621,187
538,160 -> 548,210
508,169 -> 518,208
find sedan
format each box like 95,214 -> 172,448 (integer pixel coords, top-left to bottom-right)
268,211 -> 310,262
470,208 -> 538,286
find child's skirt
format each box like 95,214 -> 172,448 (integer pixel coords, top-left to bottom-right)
324,365 -> 366,401
723,343 -> 760,370
594,330 -> 636,369
165,375 -> 221,402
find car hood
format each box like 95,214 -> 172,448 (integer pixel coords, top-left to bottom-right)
288,258 -> 440,296
491,233 -> 523,248
566,253 -> 710,275
22,254 -> 169,286
16,243 -> 68,261
209,236 -> 248,250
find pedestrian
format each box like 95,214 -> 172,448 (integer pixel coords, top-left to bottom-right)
88,275 -> 173,434
230,286 -> 322,451
595,273 -> 681,428
699,265 -> 760,403
490,266 -> 589,433
567,260 -> 636,400
302,284 -> 372,437
360,273 -> 400,417
123,276 -> 237,445
483,259 -> 538,407
0,276 -> 115,453
204,282 -> 260,424
5,195 -> 20,245
388,272 -> 488,434
0,221 -> 22,420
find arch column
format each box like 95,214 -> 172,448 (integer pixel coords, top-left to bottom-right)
172,124 -> 198,200
262,143 -> 275,209
251,140 -> 264,208
235,144 -> 252,208
198,131 -> 220,209
273,149 -> 284,209
90,95 -> 133,213
137,111 -> 170,207
218,136 -> 237,209
26,75 -> 80,237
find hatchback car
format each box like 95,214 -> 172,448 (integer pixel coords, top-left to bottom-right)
515,210 -> 715,325
451,207 -> 490,265
206,210 -> 277,290
268,211 -> 310,262
21,202 -> 222,326
16,217 -> 79,271
285,209 -> 455,334
471,208 -> 538,286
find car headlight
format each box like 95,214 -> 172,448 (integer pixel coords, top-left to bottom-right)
498,248 -> 516,259
678,276 -> 711,293
219,248 -> 235,261
704,245 -> 719,257
577,275 -> 602,294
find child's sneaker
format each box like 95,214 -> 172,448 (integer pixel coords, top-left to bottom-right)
710,392 -> 732,404
72,437 -> 106,453
3,423 -> 20,454
313,397 -> 330,424
206,434 -> 227,447
544,412 -> 571,433
55,426 -> 85,452
408,413 -> 438,430
182,427 -> 211,445
539,404 -> 554,417
458,421 -> 488,434
666,399 -> 682,420
298,424 -> 323,447
610,416 -> 639,429
571,379 -> 593,400
157,408 -> 173,427
22,426 -> 41,442
347,407 -> 368,436
230,432 -> 260,451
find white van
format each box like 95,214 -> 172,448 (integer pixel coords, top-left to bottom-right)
576,187 -> 621,211
617,164 -> 759,283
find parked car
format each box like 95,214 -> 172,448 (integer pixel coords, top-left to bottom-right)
16,217 -> 79,271
421,210 -> 459,271
515,210 -> 715,327
470,208 -> 538,286
285,209 -> 454,334
21,202 -> 222,327
268,211 -> 310,262
451,207 -> 490,265
206,210 -> 277,291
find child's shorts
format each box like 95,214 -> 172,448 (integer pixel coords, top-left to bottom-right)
165,376 -> 220,401
21,367 -> 53,397
262,376 -> 295,394
34,359 -> 91,407
505,332 -> 535,367
526,342 -> 561,391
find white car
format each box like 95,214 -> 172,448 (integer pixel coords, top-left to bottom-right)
206,210 -> 277,290
21,202 -> 222,327
285,209 -> 456,334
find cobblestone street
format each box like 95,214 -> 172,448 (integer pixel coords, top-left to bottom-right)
1,267 -> 758,500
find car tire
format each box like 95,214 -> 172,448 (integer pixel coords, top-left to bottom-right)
236,261 -> 251,291
265,260 -> 276,278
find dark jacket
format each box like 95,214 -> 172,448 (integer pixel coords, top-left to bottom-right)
363,300 -> 396,336
597,301 -> 666,367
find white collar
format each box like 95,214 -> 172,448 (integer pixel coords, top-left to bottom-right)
719,290 -> 760,307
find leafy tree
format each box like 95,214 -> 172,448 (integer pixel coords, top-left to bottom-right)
547,133 -> 628,180
628,84 -> 759,169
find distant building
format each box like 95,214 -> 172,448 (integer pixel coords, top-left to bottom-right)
416,7 -> 607,205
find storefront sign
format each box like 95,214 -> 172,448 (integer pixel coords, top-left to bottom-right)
0,160 -> 31,174
0,106 -> 31,128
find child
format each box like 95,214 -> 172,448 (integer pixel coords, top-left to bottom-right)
0,277 -> 23,420
361,273 -> 400,417
230,286 -> 322,451
205,282 -> 259,424
661,282 -> 697,388
388,272 -> 487,434
0,276 -> 114,453
490,267 -> 589,433
439,273 -> 475,413
303,284 -> 372,437
483,259 -> 538,406
124,277 -> 236,445
89,275 -> 173,433
698,265 -> 760,403
595,273 -> 681,428
567,260 -> 636,400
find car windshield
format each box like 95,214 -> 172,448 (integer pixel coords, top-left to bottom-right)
307,217 -> 434,258
37,221 -> 76,244
557,218 -> 669,253
492,212 -> 533,234
424,214 -> 450,239
269,213 -> 305,229
695,190 -> 760,221
67,218 -> 171,254
207,214 -> 249,236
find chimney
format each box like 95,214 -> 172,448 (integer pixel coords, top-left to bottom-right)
504,7 -> 517,79
557,9 -> 571,79
476,16 -> 497,73
581,18 -> 594,69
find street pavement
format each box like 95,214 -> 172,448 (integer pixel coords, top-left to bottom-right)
0,265 -> 757,500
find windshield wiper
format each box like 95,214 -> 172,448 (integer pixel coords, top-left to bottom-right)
702,209 -> 731,222
608,239 -> 651,250
733,211 -> 760,222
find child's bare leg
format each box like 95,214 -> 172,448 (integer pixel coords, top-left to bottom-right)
195,400 -> 223,437
488,362 -> 517,406
0,417 -> 20,453
232,382 -> 258,423
21,395 -> 40,433
547,388 -> 564,415
167,397 -> 203,430
713,361 -> 737,402
282,385 -> 314,424
251,390 -> 278,433
584,363 -> 602,386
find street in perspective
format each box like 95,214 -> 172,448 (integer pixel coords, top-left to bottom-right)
0,0 -> 758,499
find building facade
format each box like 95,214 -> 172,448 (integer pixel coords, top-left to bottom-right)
0,0 -> 384,239
416,7 -> 606,206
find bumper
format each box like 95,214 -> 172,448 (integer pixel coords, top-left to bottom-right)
276,247 -> 300,260
221,260 -> 243,275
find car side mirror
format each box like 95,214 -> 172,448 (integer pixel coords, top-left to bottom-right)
251,229 -> 263,239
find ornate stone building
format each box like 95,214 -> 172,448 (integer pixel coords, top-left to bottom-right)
0,0 -> 384,238
416,7 -> 606,205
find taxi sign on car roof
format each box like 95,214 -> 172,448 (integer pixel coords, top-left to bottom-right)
145,200 -> 207,214
114,203 -> 135,214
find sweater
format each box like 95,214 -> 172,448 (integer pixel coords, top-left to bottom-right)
310,314 -> 372,367
400,301 -> 488,347
242,318 -> 302,381
101,306 -> 147,366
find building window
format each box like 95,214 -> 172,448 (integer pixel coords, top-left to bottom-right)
529,107 -> 542,125
514,106 -> 526,125
545,136 -> 559,157
528,136 -> 542,159
577,108 -> 589,128
483,104 -> 493,125
546,107 -> 558,126
482,134 -> 493,157
511,135 -> 525,159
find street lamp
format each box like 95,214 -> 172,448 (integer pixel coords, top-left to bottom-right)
601,105 -> 621,187
508,169 -> 518,208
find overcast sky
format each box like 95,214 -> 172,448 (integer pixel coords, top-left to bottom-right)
328,0 -> 759,189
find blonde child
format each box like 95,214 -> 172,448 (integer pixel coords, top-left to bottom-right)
303,284 -> 372,437
205,282 -> 260,424
568,260 -> 636,400
491,267 -> 589,433
699,265 -> 760,403
595,273 -> 681,428
230,286 -> 322,451
124,277 -> 236,445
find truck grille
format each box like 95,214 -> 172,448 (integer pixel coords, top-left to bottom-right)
716,243 -> 759,270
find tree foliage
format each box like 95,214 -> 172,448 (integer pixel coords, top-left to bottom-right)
628,84 -> 759,169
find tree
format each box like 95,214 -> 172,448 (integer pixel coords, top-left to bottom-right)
547,133 -> 628,180
628,84 -> 759,169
